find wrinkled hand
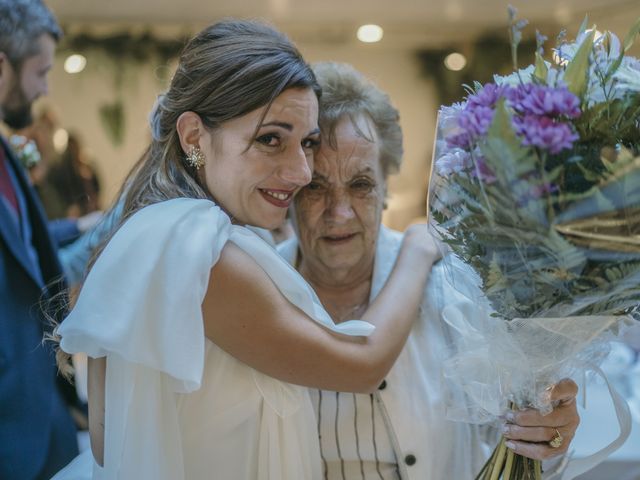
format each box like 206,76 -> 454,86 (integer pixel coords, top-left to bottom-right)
502,378 -> 580,460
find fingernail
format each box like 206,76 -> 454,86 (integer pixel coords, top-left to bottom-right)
504,412 -> 516,422
505,441 -> 515,450
501,424 -> 510,435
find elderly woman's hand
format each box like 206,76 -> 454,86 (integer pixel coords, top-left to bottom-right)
502,378 -> 580,460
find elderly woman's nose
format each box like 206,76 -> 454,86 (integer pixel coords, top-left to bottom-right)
326,190 -> 355,219
279,147 -> 312,186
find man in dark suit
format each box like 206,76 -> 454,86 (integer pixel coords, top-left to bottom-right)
0,1 -> 80,478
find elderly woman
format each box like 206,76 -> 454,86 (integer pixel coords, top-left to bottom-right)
278,62 -> 580,480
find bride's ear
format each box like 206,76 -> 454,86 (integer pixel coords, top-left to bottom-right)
176,111 -> 205,153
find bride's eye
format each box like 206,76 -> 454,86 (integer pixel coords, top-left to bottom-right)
255,133 -> 281,147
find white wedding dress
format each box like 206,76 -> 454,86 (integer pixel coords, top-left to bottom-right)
52,198 -> 374,480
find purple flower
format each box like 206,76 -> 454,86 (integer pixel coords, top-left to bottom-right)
447,106 -> 496,149
444,84 -> 509,149
446,131 -> 473,149
439,103 -> 466,136
467,83 -> 506,109
460,106 -> 495,136
435,148 -> 472,176
513,115 -> 579,154
508,84 -> 581,119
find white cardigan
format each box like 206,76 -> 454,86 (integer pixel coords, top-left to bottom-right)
278,226 -> 492,480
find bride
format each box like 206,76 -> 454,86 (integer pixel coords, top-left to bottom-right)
52,19 -> 439,480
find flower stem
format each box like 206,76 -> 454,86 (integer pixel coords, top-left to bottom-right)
503,447 -> 515,480
489,437 -> 507,480
534,459 -> 542,480
475,447 -> 494,480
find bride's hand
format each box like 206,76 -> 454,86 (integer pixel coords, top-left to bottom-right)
401,223 -> 446,267
501,378 -> 580,460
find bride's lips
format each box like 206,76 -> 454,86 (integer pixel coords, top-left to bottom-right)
258,188 -> 295,208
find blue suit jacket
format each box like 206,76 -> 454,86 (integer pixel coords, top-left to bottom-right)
0,136 -> 78,479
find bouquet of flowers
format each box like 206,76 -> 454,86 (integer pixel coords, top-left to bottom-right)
429,7 -> 640,480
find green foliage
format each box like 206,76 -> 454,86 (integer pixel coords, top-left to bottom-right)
622,17 -> 640,53
533,53 -> 548,82
482,100 -> 536,183
563,29 -> 595,99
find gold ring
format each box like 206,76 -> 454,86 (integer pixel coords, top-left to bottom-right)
549,428 -> 563,448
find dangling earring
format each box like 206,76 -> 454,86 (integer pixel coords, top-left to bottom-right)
185,145 -> 205,169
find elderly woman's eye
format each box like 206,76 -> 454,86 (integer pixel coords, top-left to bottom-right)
302,137 -> 321,150
351,179 -> 374,191
306,181 -> 324,191
256,133 -> 280,147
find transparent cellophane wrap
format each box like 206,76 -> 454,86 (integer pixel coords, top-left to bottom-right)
427,113 -> 639,425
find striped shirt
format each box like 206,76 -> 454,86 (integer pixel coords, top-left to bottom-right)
311,389 -> 400,480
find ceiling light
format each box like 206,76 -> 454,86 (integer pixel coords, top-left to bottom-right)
357,24 -> 383,43
444,52 -> 467,71
64,54 -> 87,74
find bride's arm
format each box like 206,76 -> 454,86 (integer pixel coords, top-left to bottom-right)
88,357 -> 106,466
203,225 -> 439,393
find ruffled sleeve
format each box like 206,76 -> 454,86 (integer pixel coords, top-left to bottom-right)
58,198 -> 233,479
59,198 -> 230,393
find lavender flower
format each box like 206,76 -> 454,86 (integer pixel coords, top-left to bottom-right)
513,115 -> 579,154
461,106 -> 495,136
447,105 -> 496,149
435,147 -> 472,176
508,84 -> 581,118
468,83 -> 506,109
439,103 -> 466,137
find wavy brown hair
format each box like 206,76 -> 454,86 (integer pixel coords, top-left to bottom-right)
52,19 -> 320,376
122,19 -> 320,226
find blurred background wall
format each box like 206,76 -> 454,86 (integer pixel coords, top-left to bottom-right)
36,0 -> 640,230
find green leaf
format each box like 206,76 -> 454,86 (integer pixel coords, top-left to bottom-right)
577,16 -> 590,38
563,29 -> 595,98
481,99 -> 535,184
623,16 -> 640,53
534,52 -> 548,81
604,53 -> 625,84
